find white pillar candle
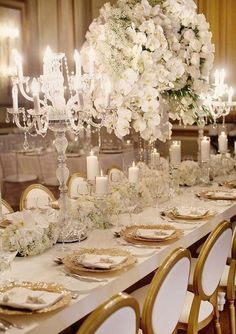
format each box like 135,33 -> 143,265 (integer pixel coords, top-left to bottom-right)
96,171 -> 108,196
128,162 -> 139,183
151,148 -> 160,167
169,141 -> 181,165
31,78 -> 40,113
218,131 -> 228,153
201,136 -> 210,162
86,151 -> 99,180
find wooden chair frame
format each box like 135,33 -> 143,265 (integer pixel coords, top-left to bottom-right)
77,292 -> 140,334
178,221 -> 232,334
19,183 -> 56,210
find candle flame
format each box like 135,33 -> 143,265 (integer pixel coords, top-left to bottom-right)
132,161 -> 135,167
154,148 -> 157,153
100,170 -> 103,177
90,150 -> 94,156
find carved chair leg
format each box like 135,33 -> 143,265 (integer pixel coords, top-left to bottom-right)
229,300 -> 236,334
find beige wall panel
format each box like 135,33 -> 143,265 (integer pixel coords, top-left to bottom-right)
73,0 -> 92,48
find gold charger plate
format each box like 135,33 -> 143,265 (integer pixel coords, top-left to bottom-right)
198,190 -> 236,200
121,224 -> 182,246
0,281 -> 71,315
63,248 -> 137,274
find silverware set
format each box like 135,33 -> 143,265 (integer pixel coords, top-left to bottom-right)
0,318 -> 23,331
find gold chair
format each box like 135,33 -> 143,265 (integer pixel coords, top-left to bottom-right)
19,184 -> 56,210
107,167 -> 126,183
67,173 -> 88,198
131,248 -> 191,334
177,221 -> 232,334
218,230 -> 236,334
77,292 -> 140,334
1,199 -> 14,214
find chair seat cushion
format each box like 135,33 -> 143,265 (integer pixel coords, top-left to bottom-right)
130,285 -> 149,312
4,174 -> 38,182
179,291 -> 213,324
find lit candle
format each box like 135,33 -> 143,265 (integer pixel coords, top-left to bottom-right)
31,78 -> 40,113
88,47 -> 95,77
74,49 -> 82,90
151,148 -> 160,167
228,87 -> 234,103
214,69 -> 220,86
220,69 -> 225,87
13,50 -> 23,81
169,141 -> 181,165
12,85 -> 18,112
96,170 -> 108,196
43,46 -> 53,75
201,136 -> 210,162
104,77 -> 112,108
128,162 -> 139,183
218,131 -> 228,153
86,150 -> 99,180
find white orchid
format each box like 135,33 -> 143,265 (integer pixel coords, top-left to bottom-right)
82,0 -> 214,141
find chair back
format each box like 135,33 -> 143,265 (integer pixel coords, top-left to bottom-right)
193,221 -> 232,299
1,199 -> 14,214
77,293 -> 140,334
108,167 -> 126,183
141,248 -> 191,334
231,228 -> 236,260
20,184 -> 56,210
68,173 -> 89,198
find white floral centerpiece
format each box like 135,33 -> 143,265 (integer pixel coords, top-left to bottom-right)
82,0 -> 214,141
210,154 -> 235,178
177,160 -> 200,186
1,210 -> 59,256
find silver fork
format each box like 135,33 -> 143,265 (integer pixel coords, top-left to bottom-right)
0,318 -> 23,330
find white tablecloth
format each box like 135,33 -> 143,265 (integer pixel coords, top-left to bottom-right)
0,184 -> 235,334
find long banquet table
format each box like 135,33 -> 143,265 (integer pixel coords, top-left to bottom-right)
1,185 -> 236,334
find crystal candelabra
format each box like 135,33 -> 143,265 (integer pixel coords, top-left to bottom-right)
209,69 -> 236,124
7,47 -> 109,242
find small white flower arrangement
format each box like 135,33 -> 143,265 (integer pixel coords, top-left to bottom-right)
210,154 -> 235,178
2,210 -> 59,256
177,160 -> 200,186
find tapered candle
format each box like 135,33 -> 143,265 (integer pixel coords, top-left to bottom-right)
96,170 -> 108,195
86,150 -> 99,180
201,136 -> 210,162
128,162 -> 139,183
31,78 -> 40,113
74,49 -> 82,90
218,131 -> 228,153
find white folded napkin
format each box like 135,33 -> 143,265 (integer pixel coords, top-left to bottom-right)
76,254 -> 127,269
206,191 -> 236,199
172,207 -> 208,218
0,287 -> 64,311
135,228 -> 175,240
